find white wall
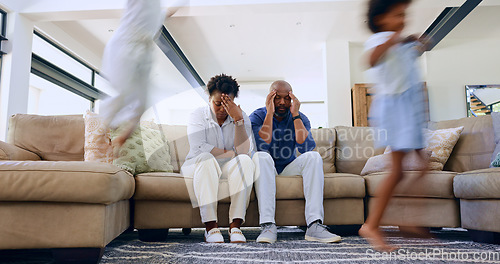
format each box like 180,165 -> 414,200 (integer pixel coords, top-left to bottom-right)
425,38 -> 500,121
28,74 -> 91,116
35,22 -> 102,70
340,37 -> 500,124
325,39 -> 352,127
323,41 -> 368,127
349,42 -> 367,88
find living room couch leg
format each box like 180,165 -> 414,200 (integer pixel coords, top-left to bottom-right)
328,225 -> 362,236
138,229 -> 169,242
52,248 -> 104,264
182,228 -> 192,235
468,229 -> 500,244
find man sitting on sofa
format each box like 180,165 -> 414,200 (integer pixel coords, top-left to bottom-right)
249,80 -> 341,243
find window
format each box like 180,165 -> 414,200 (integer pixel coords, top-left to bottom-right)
0,10 -> 5,37
94,73 -> 117,97
0,9 -> 7,83
32,33 -> 93,84
29,31 -> 106,115
28,74 -> 91,115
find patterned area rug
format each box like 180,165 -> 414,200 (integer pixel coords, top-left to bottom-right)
2,227 -> 500,263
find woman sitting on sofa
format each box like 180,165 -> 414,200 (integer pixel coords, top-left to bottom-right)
181,74 -> 255,243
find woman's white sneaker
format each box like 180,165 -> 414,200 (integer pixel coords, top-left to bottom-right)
205,228 -> 224,243
229,228 -> 246,243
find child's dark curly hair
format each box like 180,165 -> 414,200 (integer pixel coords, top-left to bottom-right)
206,73 -> 240,97
367,0 -> 412,33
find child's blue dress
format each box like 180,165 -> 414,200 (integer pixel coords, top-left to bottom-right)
365,32 -> 426,152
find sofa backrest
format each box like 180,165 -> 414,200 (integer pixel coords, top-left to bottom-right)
160,125 -> 189,173
428,115 -> 494,172
7,114 -> 85,161
163,125 -> 339,174
334,126 -> 385,175
310,128 -> 336,173
18,113 -> 490,175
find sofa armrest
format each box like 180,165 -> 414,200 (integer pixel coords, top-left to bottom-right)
0,141 -> 41,161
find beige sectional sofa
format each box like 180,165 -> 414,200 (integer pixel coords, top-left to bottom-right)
362,116 -> 498,233
0,115 -> 135,263
1,113 -> 500,263
133,126 -> 366,240
436,116 -> 500,244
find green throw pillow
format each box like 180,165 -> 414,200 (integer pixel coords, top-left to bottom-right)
110,125 -> 174,175
491,151 -> 500,167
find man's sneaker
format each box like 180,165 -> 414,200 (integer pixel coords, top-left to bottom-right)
205,228 -> 224,243
256,223 -> 277,243
229,228 -> 246,243
305,222 -> 341,243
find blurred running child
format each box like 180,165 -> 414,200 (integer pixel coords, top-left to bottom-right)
358,0 -> 430,252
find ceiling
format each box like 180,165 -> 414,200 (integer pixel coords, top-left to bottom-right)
43,0 -> 499,86
4,0 -> 499,103
445,5 -> 500,39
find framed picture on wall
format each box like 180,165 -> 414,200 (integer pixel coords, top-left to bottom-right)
466,85 -> 500,117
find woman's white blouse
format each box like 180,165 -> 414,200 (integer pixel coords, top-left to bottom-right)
184,105 -> 255,163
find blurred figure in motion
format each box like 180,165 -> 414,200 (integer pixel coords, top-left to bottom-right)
358,0 -> 430,252
100,0 -> 164,151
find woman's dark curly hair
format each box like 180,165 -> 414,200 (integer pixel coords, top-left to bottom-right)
367,0 -> 411,33
206,74 -> 240,98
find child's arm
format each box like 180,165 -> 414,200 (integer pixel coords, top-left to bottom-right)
402,34 -> 432,56
368,30 -> 402,67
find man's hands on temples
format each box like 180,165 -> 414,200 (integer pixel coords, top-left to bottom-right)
266,90 -> 277,116
289,91 -> 300,117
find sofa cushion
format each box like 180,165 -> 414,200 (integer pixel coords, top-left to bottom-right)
491,151 -> 500,167
335,126 -> 385,175
0,161 -> 134,204
454,168 -> 500,199
310,128 -> 336,173
276,173 -> 365,199
383,127 -> 464,171
83,111 -> 113,163
423,127 -> 464,171
428,115 -> 494,172
0,141 -> 41,161
134,172 -> 256,204
490,112 -> 500,165
7,114 -> 85,161
364,171 -> 457,198
361,150 -> 431,176
111,125 -> 174,175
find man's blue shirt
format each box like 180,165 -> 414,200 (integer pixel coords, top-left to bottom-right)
249,107 -> 316,174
